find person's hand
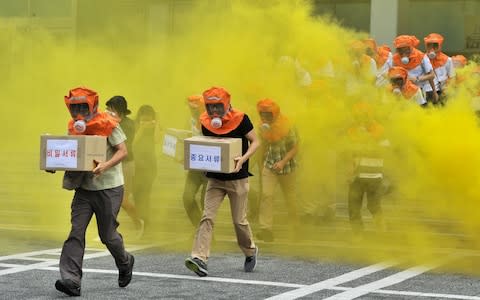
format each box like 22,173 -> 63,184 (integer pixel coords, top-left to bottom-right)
233,156 -> 246,173
45,170 -> 56,174
92,160 -> 108,176
272,160 -> 286,172
432,90 -> 439,103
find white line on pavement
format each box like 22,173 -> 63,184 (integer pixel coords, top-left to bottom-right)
37,266 -> 480,300
323,263 -> 444,300
0,248 -> 62,261
0,244 -> 154,277
264,262 -> 397,300
39,266 -> 305,288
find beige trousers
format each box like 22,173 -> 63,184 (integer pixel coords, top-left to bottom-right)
258,167 -> 298,230
191,177 -> 256,262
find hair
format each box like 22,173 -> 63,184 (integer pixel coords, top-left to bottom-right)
105,95 -> 131,116
135,105 -> 156,124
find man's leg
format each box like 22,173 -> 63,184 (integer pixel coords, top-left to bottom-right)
92,187 -> 130,272
348,179 -> 365,235
366,178 -> 386,232
59,188 -> 94,286
191,178 -> 226,262
183,171 -> 205,227
279,171 -> 299,237
227,178 -> 256,257
258,167 -> 277,234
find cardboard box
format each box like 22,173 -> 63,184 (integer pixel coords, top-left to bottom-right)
184,136 -> 242,173
40,135 -> 107,171
162,128 -> 193,162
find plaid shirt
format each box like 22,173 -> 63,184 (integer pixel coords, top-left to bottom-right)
262,127 -> 298,175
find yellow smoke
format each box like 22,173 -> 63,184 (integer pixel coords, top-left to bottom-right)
2,0 -> 480,273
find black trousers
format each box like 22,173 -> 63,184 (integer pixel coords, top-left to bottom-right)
59,186 -> 130,285
348,177 -> 383,234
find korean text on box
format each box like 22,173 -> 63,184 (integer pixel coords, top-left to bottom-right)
40,135 -> 107,171
183,136 -> 242,173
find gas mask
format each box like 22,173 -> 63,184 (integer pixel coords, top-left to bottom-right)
401,57 -> 410,65
392,88 -> 402,96
259,111 -> 274,130
390,77 -> 404,88
390,77 -> 404,96
261,123 -> 271,131
68,103 -> 93,134
206,103 -> 227,129
427,51 -> 436,59
73,120 -> 87,133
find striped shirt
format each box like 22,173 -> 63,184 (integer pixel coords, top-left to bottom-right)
263,127 -> 298,175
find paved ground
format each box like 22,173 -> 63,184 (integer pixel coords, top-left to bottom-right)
1,234 -> 480,300
2,151 -> 480,299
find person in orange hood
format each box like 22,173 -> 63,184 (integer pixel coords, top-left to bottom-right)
388,66 -> 427,106
423,33 -> 456,105
392,35 -> 438,104
185,87 -> 260,277
53,87 -> 134,296
363,38 -> 393,87
452,55 -> 467,70
256,99 -> 299,242
347,102 -> 389,241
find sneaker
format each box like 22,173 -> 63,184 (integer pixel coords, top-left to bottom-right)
185,257 -> 208,277
118,254 -> 135,287
244,247 -> 258,272
55,279 -> 81,297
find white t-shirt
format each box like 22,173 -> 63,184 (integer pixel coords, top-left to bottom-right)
376,53 -> 393,87
411,89 -> 427,106
405,55 -> 434,92
424,57 -> 456,92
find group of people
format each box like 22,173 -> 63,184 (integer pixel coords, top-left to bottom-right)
49,31 -> 480,296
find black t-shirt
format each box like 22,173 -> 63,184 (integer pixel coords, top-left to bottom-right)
202,114 -> 254,181
120,117 -> 135,162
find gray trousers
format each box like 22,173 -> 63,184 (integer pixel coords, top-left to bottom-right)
59,186 -> 130,285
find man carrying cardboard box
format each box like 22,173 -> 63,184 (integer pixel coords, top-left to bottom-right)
185,87 -> 260,277
51,87 -> 134,296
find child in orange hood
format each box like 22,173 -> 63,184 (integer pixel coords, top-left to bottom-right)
388,66 -> 427,106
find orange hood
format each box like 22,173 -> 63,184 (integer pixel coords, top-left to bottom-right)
200,87 -> 244,134
65,87 -> 118,136
452,55 -> 467,68
256,98 -> 290,143
388,66 -> 419,99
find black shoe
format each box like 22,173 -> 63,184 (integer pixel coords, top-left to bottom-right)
118,254 -> 135,288
55,279 -> 81,297
256,229 -> 274,242
185,257 -> 208,277
244,247 -> 258,272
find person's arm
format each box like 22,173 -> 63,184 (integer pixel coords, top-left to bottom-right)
93,142 -> 127,176
272,143 -> 298,172
233,128 -> 260,173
